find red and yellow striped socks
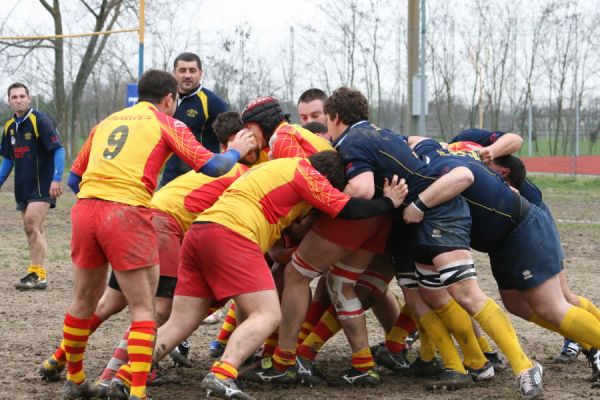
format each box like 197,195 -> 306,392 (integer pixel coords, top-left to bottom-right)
211,360 -> 238,380
272,348 -> 296,372
99,329 -> 130,381
128,321 -> 156,399
385,304 -> 416,353
216,303 -> 238,346
297,300 -> 329,344
262,331 -> 279,358
297,304 -> 341,361
63,313 -> 91,384
351,347 -> 374,371
48,313 -> 104,370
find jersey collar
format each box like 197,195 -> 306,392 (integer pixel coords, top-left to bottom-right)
333,120 -> 370,149
178,85 -> 202,106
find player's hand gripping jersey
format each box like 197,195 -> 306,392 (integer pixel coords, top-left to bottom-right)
269,122 -> 333,159
72,102 -> 215,207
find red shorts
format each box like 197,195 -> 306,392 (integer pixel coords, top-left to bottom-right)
152,210 -> 184,278
175,223 -> 275,301
311,214 -> 391,253
71,199 -> 159,270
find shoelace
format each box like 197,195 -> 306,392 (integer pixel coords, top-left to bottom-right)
518,370 -> 535,393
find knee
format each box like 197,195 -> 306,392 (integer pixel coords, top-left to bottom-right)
285,251 -> 319,286
326,269 -> 364,319
23,220 -> 38,237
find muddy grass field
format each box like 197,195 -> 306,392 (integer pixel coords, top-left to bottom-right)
1,176 -> 599,400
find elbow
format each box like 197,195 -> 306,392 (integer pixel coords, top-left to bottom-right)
453,167 -> 474,191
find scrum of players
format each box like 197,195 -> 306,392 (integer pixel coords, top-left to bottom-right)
32,65 -> 600,400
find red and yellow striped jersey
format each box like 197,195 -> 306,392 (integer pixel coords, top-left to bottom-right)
197,158 -> 350,253
150,164 -> 248,232
270,122 -> 333,159
72,102 -> 214,207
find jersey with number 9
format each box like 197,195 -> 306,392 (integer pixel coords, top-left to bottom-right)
72,101 -> 214,207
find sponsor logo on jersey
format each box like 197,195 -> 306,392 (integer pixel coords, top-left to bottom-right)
24,132 -> 32,140
186,109 -> 198,118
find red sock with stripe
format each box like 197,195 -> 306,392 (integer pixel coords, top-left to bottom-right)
297,300 -> 329,344
262,331 -> 279,358
385,304 -> 416,353
352,347 -> 375,371
272,347 -> 296,372
297,304 -> 341,361
216,303 -> 238,345
63,313 -> 91,384
50,313 -> 104,368
128,321 -> 156,399
99,329 -> 130,381
211,360 -> 238,380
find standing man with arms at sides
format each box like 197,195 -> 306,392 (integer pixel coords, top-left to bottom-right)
0,82 -> 65,290
58,69 -> 255,400
297,88 -> 328,126
160,52 -> 229,186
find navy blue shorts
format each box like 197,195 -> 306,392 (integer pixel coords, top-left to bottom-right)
415,196 -> 471,265
539,201 -> 565,262
489,203 -> 562,291
389,220 -> 418,287
16,196 -> 56,211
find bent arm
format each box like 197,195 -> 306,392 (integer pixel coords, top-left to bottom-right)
338,197 -> 394,219
67,172 -> 82,194
198,150 -> 240,177
418,166 -> 474,208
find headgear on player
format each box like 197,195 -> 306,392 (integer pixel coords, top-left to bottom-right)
241,96 -> 289,142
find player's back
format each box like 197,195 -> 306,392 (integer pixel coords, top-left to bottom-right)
77,102 -> 171,207
271,122 -> 333,159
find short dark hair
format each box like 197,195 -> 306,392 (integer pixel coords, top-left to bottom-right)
213,111 -> 243,146
494,155 -> 527,190
8,82 -> 29,97
302,122 -> 328,135
308,150 -> 346,191
323,87 -> 368,126
173,52 -> 202,70
138,69 -> 178,104
297,88 -> 327,105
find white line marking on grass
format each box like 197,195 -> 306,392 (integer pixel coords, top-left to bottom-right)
556,219 -> 600,225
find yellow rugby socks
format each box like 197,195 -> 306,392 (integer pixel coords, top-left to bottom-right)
419,310 -> 466,373
474,299 -> 533,375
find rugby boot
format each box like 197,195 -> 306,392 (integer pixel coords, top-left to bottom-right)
405,329 -> 420,349
408,356 -> 444,378
209,340 -> 226,359
202,372 -> 254,399
514,362 -> 543,400
60,380 -> 97,400
91,380 -> 110,399
587,348 -> 600,388
238,357 -> 296,384
485,351 -> 508,372
375,346 -> 411,375
426,368 -> 474,390
466,360 -> 495,381
15,272 -> 47,290
336,367 -> 380,387
295,356 -> 326,386
554,338 -> 581,364
39,357 -> 65,381
107,379 -> 129,400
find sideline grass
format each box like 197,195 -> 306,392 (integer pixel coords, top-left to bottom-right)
528,174 -> 600,191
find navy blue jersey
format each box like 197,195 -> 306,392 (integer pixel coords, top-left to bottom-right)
414,139 -> 520,252
161,86 -> 229,185
449,128 -> 506,146
333,121 -> 438,204
1,109 -> 62,203
449,129 -> 545,206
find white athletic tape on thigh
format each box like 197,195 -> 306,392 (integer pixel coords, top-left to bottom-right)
291,251 -> 322,279
356,270 -> 391,296
396,272 -> 418,289
330,261 -> 364,284
415,266 -> 444,290
438,259 -> 477,286
326,269 -> 364,320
